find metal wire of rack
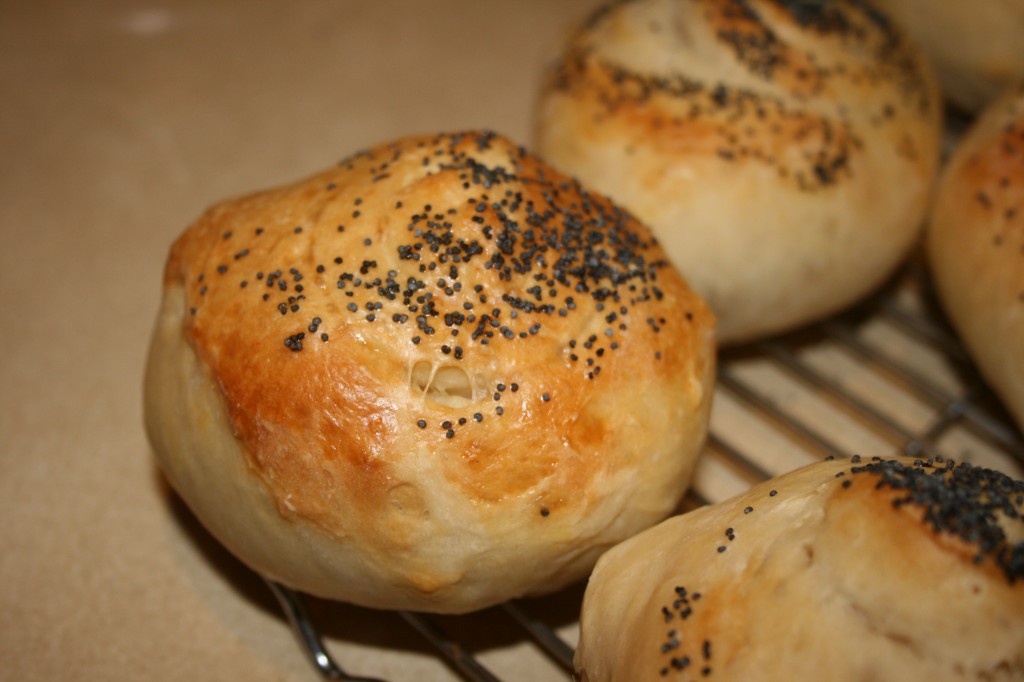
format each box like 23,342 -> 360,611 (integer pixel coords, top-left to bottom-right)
265,263 -> 1024,682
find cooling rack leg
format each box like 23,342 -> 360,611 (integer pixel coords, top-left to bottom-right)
500,601 -> 576,673
397,610 -> 503,682
263,578 -> 390,682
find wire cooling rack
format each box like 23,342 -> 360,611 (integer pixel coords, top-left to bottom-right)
264,260 -> 1024,682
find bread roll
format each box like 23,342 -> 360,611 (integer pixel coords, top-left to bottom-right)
535,0 -> 943,344
143,130 -> 716,613
575,456 -> 1024,681
870,0 -> 1024,113
927,82 -> 1024,435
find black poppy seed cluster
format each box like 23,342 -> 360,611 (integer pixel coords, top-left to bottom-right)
650,455 -> 1023,677
552,0 -> 934,193
184,131 -> 687,441
657,585 -> 712,677
846,457 -> 1024,583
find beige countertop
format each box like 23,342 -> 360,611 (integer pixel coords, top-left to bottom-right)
1,3 -> 595,680
3,3 -> 1022,682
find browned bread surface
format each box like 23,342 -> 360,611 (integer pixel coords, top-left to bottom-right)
535,0 -> 942,344
927,82 -> 1024,435
144,130 -> 716,613
575,456 -> 1024,681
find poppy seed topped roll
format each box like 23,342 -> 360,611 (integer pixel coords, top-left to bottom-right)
534,0 -> 943,344
870,0 -> 1024,113
575,456 -> 1024,681
143,130 -> 716,613
927,82 -> 1024,435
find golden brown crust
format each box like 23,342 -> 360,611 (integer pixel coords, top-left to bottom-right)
927,83 -> 1024,434
575,456 -> 1024,681
534,0 -> 942,344
144,130 -> 716,612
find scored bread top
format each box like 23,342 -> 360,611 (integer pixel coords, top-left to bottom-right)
534,0 -> 942,343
